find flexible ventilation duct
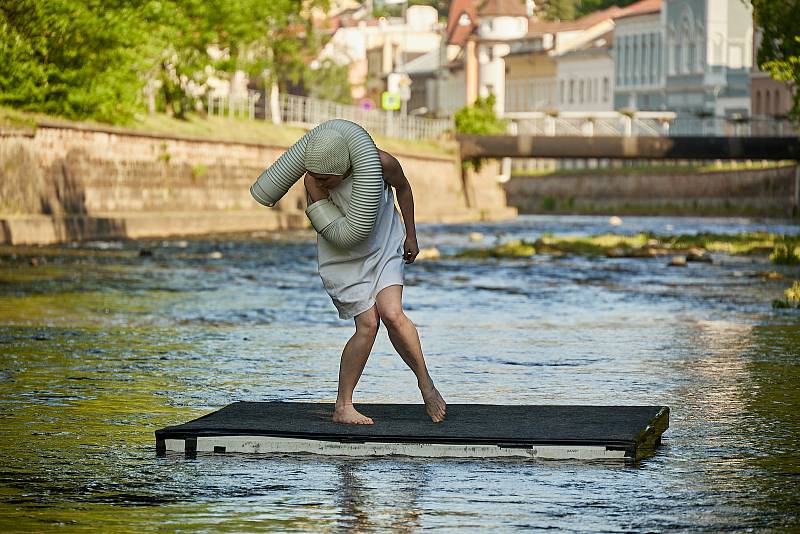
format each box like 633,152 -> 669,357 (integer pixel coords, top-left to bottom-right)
250,119 -> 382,249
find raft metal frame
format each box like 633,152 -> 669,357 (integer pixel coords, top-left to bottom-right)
155,404 -> 669,463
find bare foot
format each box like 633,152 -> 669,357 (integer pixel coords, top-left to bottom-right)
420,383 -> 447,423
332,403 -> 374,425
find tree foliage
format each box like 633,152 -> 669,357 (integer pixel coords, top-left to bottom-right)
454,94 -> 508,135
752,0 -> 800,119
0,0 -> 329,122
308,59 -> 353,104
0,0 -> 149,122
536,0 -> 640,21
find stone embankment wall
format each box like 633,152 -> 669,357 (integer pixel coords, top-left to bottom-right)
503,165 -> 799,217
0,121 -> 516,244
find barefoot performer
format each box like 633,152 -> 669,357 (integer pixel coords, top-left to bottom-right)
252,120 -> 446,425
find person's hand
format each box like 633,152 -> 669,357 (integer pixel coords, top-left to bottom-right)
403,235 -> 419,264
304,173 -> 329,203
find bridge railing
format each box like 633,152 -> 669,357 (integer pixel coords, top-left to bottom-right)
503,111 -> 797,137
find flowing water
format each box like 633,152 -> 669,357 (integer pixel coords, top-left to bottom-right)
1,215 -> 798,532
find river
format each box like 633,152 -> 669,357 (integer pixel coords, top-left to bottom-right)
1,215 -> 798,532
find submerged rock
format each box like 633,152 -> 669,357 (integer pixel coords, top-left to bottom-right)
416,247 -> 441,260
750,270 -> 784,280
605,247 -> 628,258
455,239 -> 535,259
686,247 -> 712,263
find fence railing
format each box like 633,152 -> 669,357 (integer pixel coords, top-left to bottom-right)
207,92 -> 797,139
207,91 -> 453,141
504,111 -> 797,137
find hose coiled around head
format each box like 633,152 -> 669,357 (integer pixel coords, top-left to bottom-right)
250,119 -> 383,249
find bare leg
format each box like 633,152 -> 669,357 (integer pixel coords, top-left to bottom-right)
333,305 -> 379,424
375,284 -> 446,422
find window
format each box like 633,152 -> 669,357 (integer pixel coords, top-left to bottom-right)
569,80 -> 574,104
755,91 -> 761,114
579,80 -> 584,103
560,80 -> 565,104
765,91 -> 771,115
774,90 -> 781,115
626,39 -> 632,84
603,77 -> 609,102
675,44 -> 682,74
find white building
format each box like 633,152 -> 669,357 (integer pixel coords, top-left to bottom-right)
556,32 -> 615,111
613,0 -> 664,110
663,0 -> 753,121
316,4 -> 443,103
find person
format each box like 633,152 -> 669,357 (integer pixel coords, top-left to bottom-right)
302,128 -> 446,425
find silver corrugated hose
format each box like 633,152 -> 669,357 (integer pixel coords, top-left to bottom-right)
250,119 -> 383,249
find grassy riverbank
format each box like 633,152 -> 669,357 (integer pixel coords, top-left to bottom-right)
511,160 -> 795,177
455,231 -> 800,264
0,106 -> 456,157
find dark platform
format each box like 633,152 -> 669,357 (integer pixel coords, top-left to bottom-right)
156,402 -> 669,462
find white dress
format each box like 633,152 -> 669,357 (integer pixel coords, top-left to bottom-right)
312,174 -> 406,320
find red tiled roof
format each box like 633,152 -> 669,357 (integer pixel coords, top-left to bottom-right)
526,4 -> 629,36
446,0 -> 478,45
613,0 -> 661,20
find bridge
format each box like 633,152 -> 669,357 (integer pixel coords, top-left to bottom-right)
458,134 -> 800,161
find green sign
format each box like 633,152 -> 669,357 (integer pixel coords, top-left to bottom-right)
381,92 -> 401,111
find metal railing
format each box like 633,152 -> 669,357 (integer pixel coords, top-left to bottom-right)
504,110 -> 797,137
278,94 -> 452,140
505,111 -> 673,137
207,90 -> 453,141
207,92 -> 261,120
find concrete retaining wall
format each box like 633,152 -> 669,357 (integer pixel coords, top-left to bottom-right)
503,165 -> 799,217
0,121 -> 516,244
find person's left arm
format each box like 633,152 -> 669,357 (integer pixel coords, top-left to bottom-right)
379,149 -> 419,263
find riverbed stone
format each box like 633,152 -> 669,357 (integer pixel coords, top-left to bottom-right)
686,247 -> 712,263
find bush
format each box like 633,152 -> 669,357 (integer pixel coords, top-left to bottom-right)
454,94 -> 508,135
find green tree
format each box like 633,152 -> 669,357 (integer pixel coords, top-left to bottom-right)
308,59 -> 353,104
454,94 -> 508,134
540,0 -> 577,21
0,0 -> 330,122
752,0 -> 800,119
574,0 -> 639,18
0,0 -> 149,122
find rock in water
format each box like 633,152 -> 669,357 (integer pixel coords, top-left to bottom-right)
609,216 -> 623,226
686,247 -> 712,263
668,256 -> 687,267
416,247 -> 441,260
468,232 -> 484,242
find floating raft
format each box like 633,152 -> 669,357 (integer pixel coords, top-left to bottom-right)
156,402 -> 669,462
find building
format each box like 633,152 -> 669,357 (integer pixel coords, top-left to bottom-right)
363,5 -> 442,105
750,28 -> 793,119
555,31 -> 615,111
663,0 -> 753,122
315,4 -> 442,103
613,0 -> 664,110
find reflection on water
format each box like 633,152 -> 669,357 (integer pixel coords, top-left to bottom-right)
0,215 -> 798,531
